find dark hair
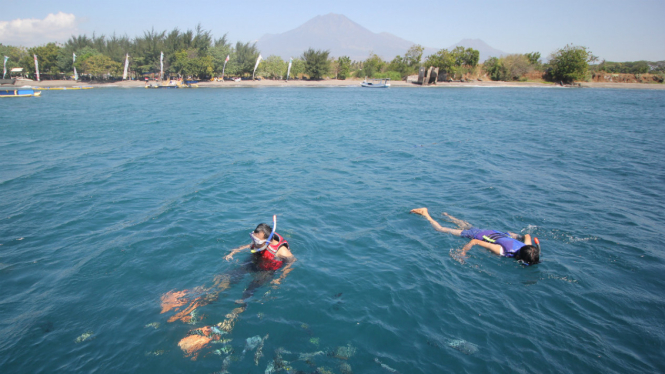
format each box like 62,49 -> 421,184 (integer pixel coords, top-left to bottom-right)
254,223 -> 272,238
516,245 -> 540,265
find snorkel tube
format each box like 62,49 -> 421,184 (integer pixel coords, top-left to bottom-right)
534,237 -> 541,252
251,215 -> 277,253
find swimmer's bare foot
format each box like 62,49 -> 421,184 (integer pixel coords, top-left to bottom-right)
410,208 -> 429,216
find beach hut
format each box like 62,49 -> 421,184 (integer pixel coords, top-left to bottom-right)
10,68 -> 24,78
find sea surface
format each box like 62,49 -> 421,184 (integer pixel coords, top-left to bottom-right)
1,86 -> 664,374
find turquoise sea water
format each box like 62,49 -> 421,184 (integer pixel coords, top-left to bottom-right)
1,86 -> 664,373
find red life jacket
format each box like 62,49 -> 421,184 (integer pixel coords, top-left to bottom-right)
253,232 -> 288,271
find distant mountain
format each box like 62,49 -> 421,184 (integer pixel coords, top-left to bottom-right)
447,39 -> 507,62
256,13 -> 416,61
256,14 -> 508,64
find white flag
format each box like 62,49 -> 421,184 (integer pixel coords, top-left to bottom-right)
73,53 -> 78,80
123,54 -> 129,80
3,56 -> 8,79
34,54 -> 40,81
252,54 -> 262,80
160,52 -> 164,79
287,57 -> 293,81
221,55 -> 230,81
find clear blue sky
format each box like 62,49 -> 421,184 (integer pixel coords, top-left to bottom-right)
2,0 -> 663,62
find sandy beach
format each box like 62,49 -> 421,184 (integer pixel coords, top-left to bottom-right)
11,78 -> 665,90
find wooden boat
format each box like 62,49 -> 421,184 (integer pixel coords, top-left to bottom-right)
361,78 -> 391,88
0,87 -> 42,97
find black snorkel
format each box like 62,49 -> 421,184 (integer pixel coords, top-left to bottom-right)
534,237 -> 541,252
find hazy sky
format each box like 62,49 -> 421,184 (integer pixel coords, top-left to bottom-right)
1,0 -> 663,62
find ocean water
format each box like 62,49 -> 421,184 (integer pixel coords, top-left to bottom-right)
1,86 -> 664,374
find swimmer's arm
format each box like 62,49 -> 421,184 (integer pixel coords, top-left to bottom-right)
224,244 -> 251,261
523,234 -> 532,245
508,232 -> 532,245
272,247 -> 296,285
461,239 -> 503,256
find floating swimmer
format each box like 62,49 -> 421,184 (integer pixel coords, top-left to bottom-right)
411,208 -> 540,265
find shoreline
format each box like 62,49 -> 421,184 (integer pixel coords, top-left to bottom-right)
9,78 -> 665,90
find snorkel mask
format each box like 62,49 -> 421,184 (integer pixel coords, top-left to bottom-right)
250,215 -> 277,253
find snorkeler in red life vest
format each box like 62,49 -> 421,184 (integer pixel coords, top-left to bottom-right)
161,216 -> 296,359
411,208 -> 540,265
225,218 -> 294,272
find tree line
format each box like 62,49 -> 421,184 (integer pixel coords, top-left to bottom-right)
2,25 -> 661,83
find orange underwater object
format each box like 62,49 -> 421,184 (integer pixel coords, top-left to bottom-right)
160,290 -> 189,314
177,326 -> 221,360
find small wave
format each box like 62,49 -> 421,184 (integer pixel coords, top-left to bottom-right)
546,274 -> 579,284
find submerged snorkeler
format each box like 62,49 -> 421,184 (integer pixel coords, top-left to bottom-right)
410,208 -> 540,265
161,216 -> 296,359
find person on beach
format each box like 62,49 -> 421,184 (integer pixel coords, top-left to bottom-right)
410,208 -> 540,265
161,216 -> 296,358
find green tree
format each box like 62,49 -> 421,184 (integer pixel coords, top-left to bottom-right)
386,45 -> 425,78
171,49 -> 213,78
525,52 -> 541,65
192,24 -> 213,56
20,43 -> 61,78
301,48 -> 331,80
424,49 -> 455,74
289,58 -> 305,78
329,58 -> 339,79
209,34 -> 234,76
548,44 -> 595,83
404,44 -> 424,68
73,47 -> 101,72
449,46 -> 479,67
387,55 -> 407,76
133,28 -> 166,70
337,56 -> 351,79
81,54 -> 122,79
483,57 -> 506,81
359,53 -> 385,78
233,41 -> 260,76
259,55 -> 286,79
503,54 -> 532,80
0,44 -> 26,75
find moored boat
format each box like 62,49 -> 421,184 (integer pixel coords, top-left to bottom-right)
0,87 -> 42,97
361,78 -> 391,88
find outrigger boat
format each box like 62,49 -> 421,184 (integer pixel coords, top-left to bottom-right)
361,78 -> 391,88
0,87 -> 42,97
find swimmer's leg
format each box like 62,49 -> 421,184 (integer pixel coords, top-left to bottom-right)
241,271 -> 275,300
507,232 -> 526,242
217,271 -> 274,334
442,212 -> 473,230
167,264 -> 253,324
411,208 -> 463,236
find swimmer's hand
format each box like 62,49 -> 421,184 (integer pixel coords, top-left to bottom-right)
410,208 -> 429,216
271,278 -> 281,285
224,244 -> 251,261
